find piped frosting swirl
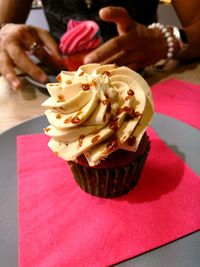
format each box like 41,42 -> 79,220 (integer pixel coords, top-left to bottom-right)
42,64 -> 154,166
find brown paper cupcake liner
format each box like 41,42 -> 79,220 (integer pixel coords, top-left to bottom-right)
68,138 -> 150,198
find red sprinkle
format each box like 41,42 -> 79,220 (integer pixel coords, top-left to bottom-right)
122,106 -> 132,113
71,116 -> 81,124
127,89 -> 135,96
91,135 -> 100,144
56,74 -> 61,82
56,113 -> 61,119
105,139 -> 119,154
82,83 -> 90,91
44,127 -> 51,132
127,136 -> 136,146
64,116 -> 73,123
57,95 -> 65,102
102,71 -> 110,76
115,108 -> 123,115
125,89 -> 135,100
111,115 -> 118,121
79,135 -> 85,147
122,106 -> 141,119
76,110 -> 82,116
66,80 -> 72,84
79,71 -> 84,76
135,111 -> 141,117
125,95 -> 132,100
102,99 -> 110,105
109,121 -> 118,132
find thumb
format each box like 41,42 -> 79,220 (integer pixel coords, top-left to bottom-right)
99,6 -> 134,34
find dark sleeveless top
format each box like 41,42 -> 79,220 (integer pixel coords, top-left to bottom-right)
41,0 -> 159,42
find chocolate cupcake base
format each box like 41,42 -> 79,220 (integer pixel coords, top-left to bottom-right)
68,137 -> 150,198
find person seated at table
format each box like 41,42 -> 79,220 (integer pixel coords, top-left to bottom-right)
0,0 -> 200,90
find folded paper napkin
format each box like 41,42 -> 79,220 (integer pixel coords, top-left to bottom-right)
151,78 -> 200,130
17,128 -> 200,267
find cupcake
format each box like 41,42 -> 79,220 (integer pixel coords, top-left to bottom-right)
42,64 -> 154,198
59,19 -> 102,71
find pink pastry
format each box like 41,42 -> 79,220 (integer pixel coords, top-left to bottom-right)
59,19 -> 102,71
59,19 -> 102,55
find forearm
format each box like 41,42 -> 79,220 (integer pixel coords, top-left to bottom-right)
172,0 -> 200,60
0,0 -> 33,24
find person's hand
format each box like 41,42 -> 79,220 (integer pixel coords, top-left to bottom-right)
0,23 -> 63,89
84,7 -> 175,70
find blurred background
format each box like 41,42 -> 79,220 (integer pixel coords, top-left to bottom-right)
27,0 -> 181,30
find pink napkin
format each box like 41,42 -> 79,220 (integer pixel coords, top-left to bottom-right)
17,128 -> 200,267
151,78 -> 200,130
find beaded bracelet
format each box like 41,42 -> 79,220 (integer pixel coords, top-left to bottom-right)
148,22 -> 174,60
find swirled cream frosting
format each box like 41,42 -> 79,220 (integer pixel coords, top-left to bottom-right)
42,64 -> 154,166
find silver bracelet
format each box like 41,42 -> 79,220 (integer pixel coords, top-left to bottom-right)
148,22 -> 174,60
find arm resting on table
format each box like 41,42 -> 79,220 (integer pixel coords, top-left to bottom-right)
0,0 -> 33,24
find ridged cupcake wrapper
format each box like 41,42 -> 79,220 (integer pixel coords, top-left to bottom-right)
68,140 -> 150,198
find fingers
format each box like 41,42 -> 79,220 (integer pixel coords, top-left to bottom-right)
100,50 -> 126,65
99,6 -> 134,34
20,26 -> 63,70
127,62 -> 143,72
0,39 -> 48,89
33,27 -> 65,70
84,38 -> 143,72
84,19 -> 150,70
2,45 -> 47,89
0,51 -> 21,90
85,7 -> 136,64
37,28 -> 61,58
7,43 -> 48,82
102,48 -> 145,71
84,36 -> 124,64
0,24 -> 58,89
